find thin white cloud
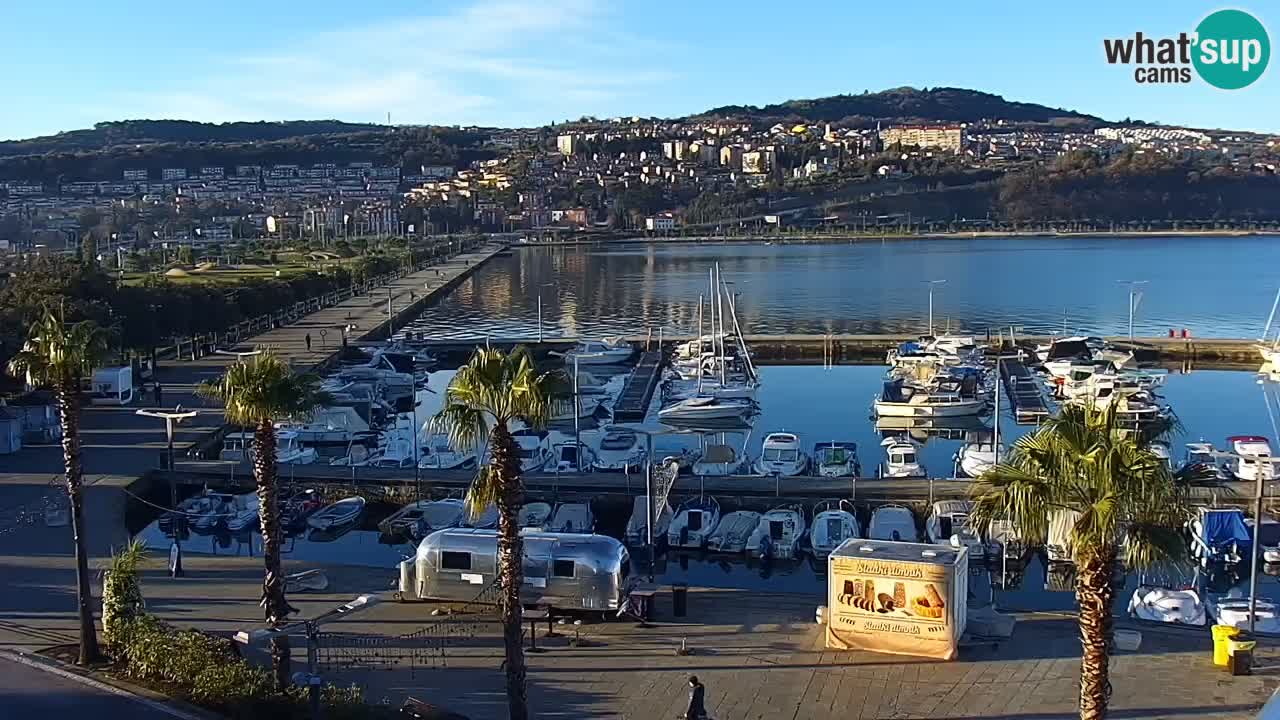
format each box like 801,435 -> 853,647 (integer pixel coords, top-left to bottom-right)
130,0 -> 675,127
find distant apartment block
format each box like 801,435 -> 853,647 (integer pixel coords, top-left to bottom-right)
880,125 -> 963,152
556,134 -> 577,156
123,169 -> 149,181
645,213 -> 676,232
162,168 -> 188,181
742,149 -> 774,174
719,145 -> 743,170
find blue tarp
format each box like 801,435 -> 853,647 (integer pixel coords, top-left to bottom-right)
1201,509 -> 1252,550
881,380 -> 908,403
897,342 -> 923,355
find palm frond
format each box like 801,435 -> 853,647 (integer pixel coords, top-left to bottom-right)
463,465 -> 500,522
6,306 -> 110,389
196,352 -> 324,426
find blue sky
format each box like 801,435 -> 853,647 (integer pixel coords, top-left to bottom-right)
1,0 -> 1274,140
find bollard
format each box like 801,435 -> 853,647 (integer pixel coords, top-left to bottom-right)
672,582 -> 688,617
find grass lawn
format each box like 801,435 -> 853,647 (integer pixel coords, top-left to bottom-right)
120,261 -> 343,286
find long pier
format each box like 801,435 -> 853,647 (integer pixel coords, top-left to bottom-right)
611,351 -> 665,422
999,358 -> 1052,424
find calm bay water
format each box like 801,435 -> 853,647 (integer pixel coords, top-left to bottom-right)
136,363 -> 1280,615
399,237 -> 1280,339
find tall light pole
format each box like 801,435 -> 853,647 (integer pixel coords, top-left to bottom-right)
1117,280 -> 1148,339
926,280 -> 947,336
137,407 -> 198,577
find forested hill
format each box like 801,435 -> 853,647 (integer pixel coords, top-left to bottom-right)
0,120 -> 397,158
695,87 -> 1103,127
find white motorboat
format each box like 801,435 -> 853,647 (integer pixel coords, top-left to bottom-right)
337,349 -> 416,392
666,378 -> 759,401
986,519 -> 1028,560
924,500 -> 987,560
810,500 -> 861,556
752,432 -> 809,477
546,441 -> 596,474
874,379 -> 985,418
224,493 -> 259,532
658,396 -> 755,423
1225,435 -> 1278,482
1035,336 -> 1101,364
512,429 -> 553,473
518,502 -> 554,531
191,492 -> 236,532
878,436 -> 926,479
623,496 -> 673,545
277,406 -> 376,446
705,510 -> 761,553
747,505 -> 807,560
813,442 -> 860,478
1149,441 -> 1174,471
219,430 -> 317,465
307,496 -> 366,531
547,502 -> 595,533
418,435 -> 478,470
1190,507 -> 1251,567
1128,586 -> 1207,626
1212,597 -> 1280,634
592,426 -> 646,472
362,432 -> 418,469
1047,509 -> 1081,564
692,442 -> 746,476
560,339 -> 634,366
956,440 -> 998,478
927,335 -> 980,357
668,496 -> 721,549
159,491 -> 231,534
867,504 -> 919,542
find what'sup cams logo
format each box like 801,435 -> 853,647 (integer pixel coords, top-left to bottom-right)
1104,8 -> 1270,88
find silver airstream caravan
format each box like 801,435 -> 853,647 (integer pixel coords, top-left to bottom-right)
397,528 -> 631,614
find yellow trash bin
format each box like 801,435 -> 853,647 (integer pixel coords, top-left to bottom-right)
1213,624 -> 1241,666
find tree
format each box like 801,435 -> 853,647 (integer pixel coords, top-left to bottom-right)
7,306 -> 110,665
196,352 -> 325,689
970,404 -> 1198,720
430,348 -> 563,720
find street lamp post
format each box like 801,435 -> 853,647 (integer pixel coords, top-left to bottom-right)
926,280 -> 947,336
1117,280 -> 1148,339
136,407 -> 198,577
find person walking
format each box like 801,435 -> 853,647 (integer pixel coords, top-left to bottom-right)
153,381 -> 163,407
685,676 -> 707,720
305,333 -> 312,352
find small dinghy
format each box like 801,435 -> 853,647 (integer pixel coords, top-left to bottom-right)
285,569 -> 329,593
281,489 -> 324,533
307,496 -> 366,532
548,502 -> 595,533
706,511 -> 761,553
390,499 -> 467,540
809,500 -> 861,556
225,493 -> 260,532
519,502 -> 553,531
867,504 -> 919,542
623,496 -> 673,545
747,505 -> 807,559
1212,597 -> 1280,634
668,496 -> 721,549
1128,585 -> 1207,626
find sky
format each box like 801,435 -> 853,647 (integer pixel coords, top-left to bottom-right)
2,0 -> 1275,140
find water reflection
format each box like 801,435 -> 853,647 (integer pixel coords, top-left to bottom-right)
400,239 -> 1280,340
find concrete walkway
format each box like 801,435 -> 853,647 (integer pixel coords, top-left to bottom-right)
0,244 -> 504,478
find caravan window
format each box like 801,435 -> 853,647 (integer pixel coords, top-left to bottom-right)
552,559 -> 575,578
441,551 -> 472,570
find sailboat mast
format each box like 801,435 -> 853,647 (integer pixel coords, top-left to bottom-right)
716,263 -> 727,385
708,268 -> 717,383
726,288 -> 757,382
697,294 -> 705,393
1263,287 -> 1280,345
993,330 -> 1002,466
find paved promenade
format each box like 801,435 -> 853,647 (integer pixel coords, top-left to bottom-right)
0,243 -> 503,477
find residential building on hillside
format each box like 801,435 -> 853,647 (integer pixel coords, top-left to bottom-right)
880,125 -> 964,152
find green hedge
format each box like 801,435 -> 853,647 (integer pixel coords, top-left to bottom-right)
111,614 -> 388,720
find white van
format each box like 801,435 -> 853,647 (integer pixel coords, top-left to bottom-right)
88,366 -> 134,405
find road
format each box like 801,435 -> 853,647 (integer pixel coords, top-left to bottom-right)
0,653 -> 188,720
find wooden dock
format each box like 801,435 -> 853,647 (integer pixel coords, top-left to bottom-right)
999,358 -> 1051,424
612,351 -> 665,423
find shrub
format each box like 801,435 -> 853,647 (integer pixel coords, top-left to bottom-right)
101,540 -> 147,648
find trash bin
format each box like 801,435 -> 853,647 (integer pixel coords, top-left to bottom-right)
672,582 -> 688,617
1228,633 -> 1257,676
1213,624 -> 1242,667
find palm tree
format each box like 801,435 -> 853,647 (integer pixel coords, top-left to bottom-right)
8,306 -> 109,665
970,404 -> 1197,720
431,347 -> 562,720
196,351 -> 325,690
